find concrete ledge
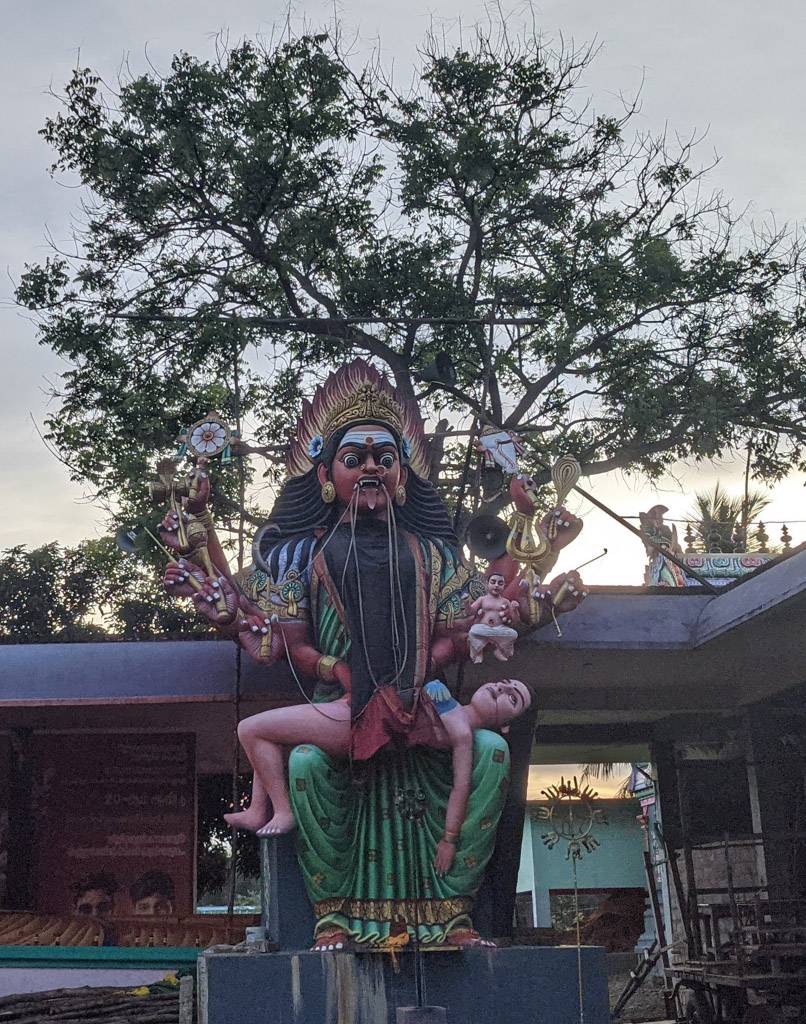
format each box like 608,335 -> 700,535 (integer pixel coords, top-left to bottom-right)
200,945 -> 610,1024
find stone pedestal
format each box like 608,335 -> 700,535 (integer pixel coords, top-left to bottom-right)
260,834 -> 314,949
199,945 -> 610,1024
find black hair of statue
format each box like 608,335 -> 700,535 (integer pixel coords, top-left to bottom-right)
521,679 -> 537,708
394,470 -> 458,547
254,467 -> 337,571
255,423 -> 458,568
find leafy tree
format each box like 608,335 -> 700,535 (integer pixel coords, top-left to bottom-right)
0,538 -> 207,642
196,773 -> 259,898
17,21 -> 806,537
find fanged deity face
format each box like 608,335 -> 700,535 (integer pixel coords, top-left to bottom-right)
319,423 -> 406,515
486,573 -> 505,597
470,679 -> 531,729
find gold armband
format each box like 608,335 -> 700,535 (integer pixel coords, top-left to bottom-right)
316,655 -> 340,682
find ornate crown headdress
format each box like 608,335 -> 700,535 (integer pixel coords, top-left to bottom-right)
286,360 -> 430,479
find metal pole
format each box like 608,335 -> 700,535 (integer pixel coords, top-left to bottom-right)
723,833 -> 745,977
568,481 -> 720,594
675,754 -> 703,959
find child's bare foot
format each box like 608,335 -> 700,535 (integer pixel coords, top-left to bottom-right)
256,811 -> 296,837
224,808 -> 270,833
493,647 -> 510,661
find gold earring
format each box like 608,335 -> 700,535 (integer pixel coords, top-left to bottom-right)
395,485 -> 407,506
321,481 -> 336,503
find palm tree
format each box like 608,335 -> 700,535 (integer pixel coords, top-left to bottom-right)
578,762 -> 635,799
687,483 -> 770,553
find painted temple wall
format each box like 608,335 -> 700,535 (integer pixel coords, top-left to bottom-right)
519,799 -> 646,928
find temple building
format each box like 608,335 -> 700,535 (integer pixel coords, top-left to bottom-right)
1,519 -> 804,1011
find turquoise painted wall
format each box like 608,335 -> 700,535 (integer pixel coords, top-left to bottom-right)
524,798 -> 645,926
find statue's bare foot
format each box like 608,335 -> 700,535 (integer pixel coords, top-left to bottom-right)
224,808 -> 270,833
256,811 -> 296,837
445,927 -> 496,949
311,929 -> 348,952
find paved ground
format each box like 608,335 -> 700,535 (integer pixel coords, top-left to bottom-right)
607,955 -> 669,1022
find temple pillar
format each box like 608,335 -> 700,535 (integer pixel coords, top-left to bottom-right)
474,700 -> 538,938
744,708 -> 806,898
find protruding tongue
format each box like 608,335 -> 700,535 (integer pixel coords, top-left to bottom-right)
365,486 -> 378,510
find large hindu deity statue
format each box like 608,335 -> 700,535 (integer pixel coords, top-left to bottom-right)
159,360 -> 585,950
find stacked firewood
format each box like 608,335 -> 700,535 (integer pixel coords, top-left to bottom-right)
0,985 -> 181,1022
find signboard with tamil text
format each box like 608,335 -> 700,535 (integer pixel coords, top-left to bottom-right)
32,732 -> 195,921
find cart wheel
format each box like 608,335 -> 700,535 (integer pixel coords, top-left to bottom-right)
742,1009 -> 776,1024
685,989 -> 715,1024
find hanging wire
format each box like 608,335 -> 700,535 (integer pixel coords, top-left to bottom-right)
226,332 -> 247,920
621,515 -> 804,524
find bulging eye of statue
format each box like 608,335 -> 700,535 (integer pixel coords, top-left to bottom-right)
343,453 -> 361,469
379,452 -> 395,469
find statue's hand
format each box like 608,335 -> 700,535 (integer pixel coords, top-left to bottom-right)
497,601 -> 516,627
236,612 -> 282,663
510,474 -> 538,514
164,558 -> 205,599
538,570 -> 587,615
185,467 -> 210,515
434,839 -> 456,877
190,574 -> 239,626
158,511 -> 190,554
542,507 -> 583,553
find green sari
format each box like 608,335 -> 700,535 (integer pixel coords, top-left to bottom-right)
289,731 -> 510,944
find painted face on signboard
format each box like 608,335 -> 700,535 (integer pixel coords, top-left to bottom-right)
129,871 -> 176,916
74,887 -> 115,918
132,893 -> 174,916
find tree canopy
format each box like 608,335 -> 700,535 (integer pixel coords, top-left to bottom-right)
0,539 -> 206,643
17,20 -> 806,535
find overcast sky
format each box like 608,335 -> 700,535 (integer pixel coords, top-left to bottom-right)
2,0 -> 804,584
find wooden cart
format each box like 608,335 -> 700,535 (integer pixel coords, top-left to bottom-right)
665,836 -> 806,1023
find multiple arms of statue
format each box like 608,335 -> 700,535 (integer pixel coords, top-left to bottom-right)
430,489 -> 586,671
158,479 -> 352,694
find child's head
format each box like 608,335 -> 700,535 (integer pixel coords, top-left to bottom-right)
470,679 -> 532,731
485,571 -> 506,597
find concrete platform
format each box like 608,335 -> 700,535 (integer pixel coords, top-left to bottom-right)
199,944 -> 610,1024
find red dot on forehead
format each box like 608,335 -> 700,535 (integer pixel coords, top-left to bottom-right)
365,435 -> 374,445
